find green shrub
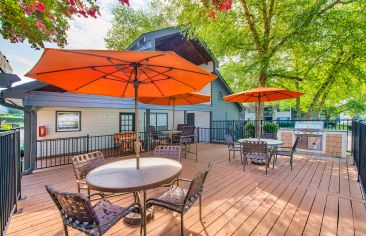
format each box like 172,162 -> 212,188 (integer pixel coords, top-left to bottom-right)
244,122 -> 255,138
277,121 -> 295,128
263,122 -> 279,134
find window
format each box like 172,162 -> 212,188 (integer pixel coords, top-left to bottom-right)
56,111 -> 81,132
146,113 -> 168,131
120,113 -> 135,132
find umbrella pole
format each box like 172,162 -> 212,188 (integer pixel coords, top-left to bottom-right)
256,96 -> 262,139
172,98 -> 175,130
133,65 -> 141,169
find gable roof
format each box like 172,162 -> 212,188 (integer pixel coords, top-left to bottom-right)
127,27 -> 243,110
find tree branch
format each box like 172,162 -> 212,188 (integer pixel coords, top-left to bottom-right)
239,0 -> 262,52
269,73 -> 304,81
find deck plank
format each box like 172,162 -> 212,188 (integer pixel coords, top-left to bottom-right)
5,144 -> 365,236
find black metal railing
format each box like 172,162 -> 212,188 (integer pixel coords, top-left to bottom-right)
352,120 -> 366,194
0,129 -> 21,236
35,132 -> 169,169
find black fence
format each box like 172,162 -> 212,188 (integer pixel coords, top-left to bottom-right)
352,120 -> 366,194
35,119 -> 353,169
36,132 -> 169,169
0,129 -> 21,236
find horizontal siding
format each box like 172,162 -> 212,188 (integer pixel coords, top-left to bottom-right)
36,107 -> 210,140
211,79 -> 241,120
26,91 -> 211,111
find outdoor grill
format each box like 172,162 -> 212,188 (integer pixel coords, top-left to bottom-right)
294,121 -> 324,151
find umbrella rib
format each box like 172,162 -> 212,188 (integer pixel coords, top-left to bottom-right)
140,68 -> 173,82
145,67 -> 197,90
147,64 -> 211,76
60,50 -> 133,64
92,66 -> 130,82
32,63 -> 128,75
138,53 -> 166,63
182,95 -> 194,105
273,90 -> 296,98
141,70 -> 165,96
73,68 -> 123,91
121,69 -> 135,97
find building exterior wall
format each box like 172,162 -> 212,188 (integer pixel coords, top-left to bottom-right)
35,106 -> 210,140
211,79 -> 240,121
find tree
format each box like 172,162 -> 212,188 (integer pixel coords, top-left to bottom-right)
0,0 -> 131,49
105,1 -> 174,50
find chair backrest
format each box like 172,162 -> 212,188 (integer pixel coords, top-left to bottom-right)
260,132 -> 277,140
177,124 -> 186,131
181,126 -> 195,136
225,134 -> 234,147
72,151 -> 105,181
154,145 -> 181,162
242,141 -> 267,155
292,136 -> 301,152
148,126 -> 159,139
45,185 -> 100,228
184,162 -> 212,208
114,132 -> 136,144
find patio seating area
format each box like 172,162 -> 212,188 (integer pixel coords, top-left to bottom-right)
6,143 -> 366,236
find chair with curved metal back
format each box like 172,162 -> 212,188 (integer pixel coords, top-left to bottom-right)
45,185 -> 141,236
148,126 -> 168,146
146,162 -> 212,236
275,136 -> 300,170
72,151 -> 105,194
154,145 -> 181,162
225,134 -> 243,163
242,141 -> 274,174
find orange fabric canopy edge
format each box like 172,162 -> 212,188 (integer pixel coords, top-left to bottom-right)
138,93 -> 211,106
25,48 -> 217,98
223,87 -> 304,103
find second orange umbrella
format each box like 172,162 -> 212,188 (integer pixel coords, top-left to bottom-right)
139,93 -> 211,130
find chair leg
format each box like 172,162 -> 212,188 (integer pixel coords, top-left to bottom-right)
77,182 -> 81,193
181,213 -> 184,236
63,225 -> 68,236
290,155 -> 293,171
199,196 -> 202,220
228,151 -> 231,163
87,186 -> 91,196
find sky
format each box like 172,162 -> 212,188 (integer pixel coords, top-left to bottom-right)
0,0 -> 146,87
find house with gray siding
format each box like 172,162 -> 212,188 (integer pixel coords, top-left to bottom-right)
2,27 -> 242,172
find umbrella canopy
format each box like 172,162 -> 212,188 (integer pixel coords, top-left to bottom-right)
139,93 -> 211,130
26,49 -> 216,97
139,93 -> 210,106
223,86 -> 304,138
223,87 -> 304,103
26,49 -> 217,169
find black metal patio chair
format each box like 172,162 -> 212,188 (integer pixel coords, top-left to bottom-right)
225,134 -> 243,163
146,162 -> 212,236
45,185 -> 141,236
242,141 -> 275,174
274,136 -> 300,170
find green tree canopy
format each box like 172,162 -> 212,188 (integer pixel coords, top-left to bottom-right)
106,0 -> 366,119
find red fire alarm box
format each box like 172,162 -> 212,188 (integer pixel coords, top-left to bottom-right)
39,126 -> 47,137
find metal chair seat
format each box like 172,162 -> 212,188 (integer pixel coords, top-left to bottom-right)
147,185 -> 187,213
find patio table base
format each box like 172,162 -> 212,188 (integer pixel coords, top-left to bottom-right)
124,206 -> 154,225
251,159 -> 266,165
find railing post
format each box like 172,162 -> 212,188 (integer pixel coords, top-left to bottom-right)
86,134 -> 90,153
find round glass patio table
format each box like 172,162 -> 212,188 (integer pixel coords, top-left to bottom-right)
237,138 -> 283,147
237,138 -> 283,165
86,157 -> 182,236
161,130 -> 182,144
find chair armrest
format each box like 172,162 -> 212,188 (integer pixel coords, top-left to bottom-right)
146,198 -> 184,207
173,178 -> 192,186
88,192 -> 105,199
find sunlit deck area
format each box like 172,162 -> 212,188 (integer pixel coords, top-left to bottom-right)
7,143 -> 366,236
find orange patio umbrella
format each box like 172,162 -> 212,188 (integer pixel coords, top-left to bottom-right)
26,49 -> 217,168
139,93 -> 211,130
223,86 -> 304,137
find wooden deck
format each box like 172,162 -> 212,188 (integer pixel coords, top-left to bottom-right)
6,144 -> 366,236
